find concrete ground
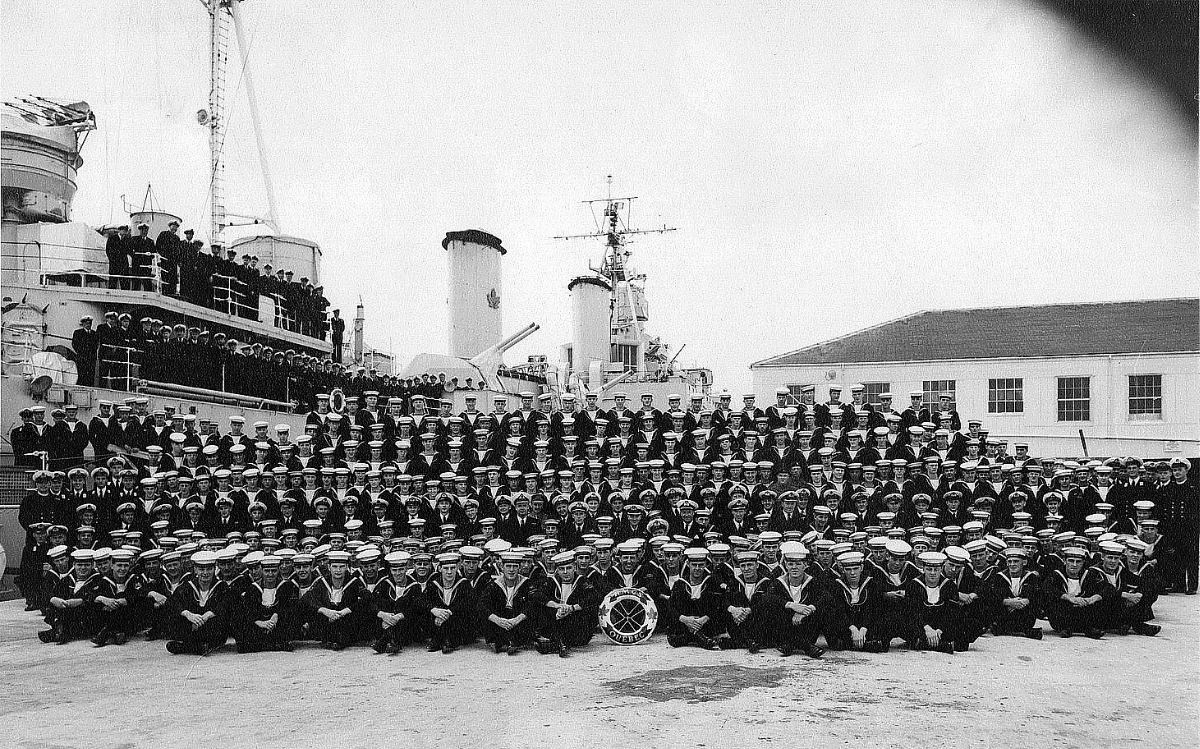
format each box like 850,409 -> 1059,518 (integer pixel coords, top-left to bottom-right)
2,595 -> 1197,749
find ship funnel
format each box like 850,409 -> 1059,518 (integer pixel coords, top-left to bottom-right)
444,229 -> 506,359
568,275 -> 612,390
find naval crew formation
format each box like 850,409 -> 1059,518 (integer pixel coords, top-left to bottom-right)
15,387 -> 1199,659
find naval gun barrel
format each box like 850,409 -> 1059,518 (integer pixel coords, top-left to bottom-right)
469,322 -> 540,366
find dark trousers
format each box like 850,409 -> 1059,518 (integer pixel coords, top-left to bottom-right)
309,613 -> 358,646
1166,533 -> 1199,592
482,618 -> 534,648
992,603 -> 1038,634
168,615 -> 228,650
428,613 -> 474,647
1046,600 -> 1104,633
537,611 -> 595,648
772,610 -> 825,650
47,603 -> 98,639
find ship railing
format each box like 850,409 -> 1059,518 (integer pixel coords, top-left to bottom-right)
41,269 -> 163,293
210,274 -> 258,320
98,343 -> 141,391
269,293 -> 299,333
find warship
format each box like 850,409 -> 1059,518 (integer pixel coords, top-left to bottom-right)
0,1 -> 717,576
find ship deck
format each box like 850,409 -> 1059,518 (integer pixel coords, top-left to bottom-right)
1,594 -> 1196,748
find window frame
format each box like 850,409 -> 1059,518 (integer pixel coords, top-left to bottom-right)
861,382 -> 891,408
1056,375 -> 1092,422
921,380 -> 957,413
987,377 -> 1024,414
1127,373 -> 1163,421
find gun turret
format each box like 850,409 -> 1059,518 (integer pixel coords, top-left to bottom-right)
469,322 -> 540,389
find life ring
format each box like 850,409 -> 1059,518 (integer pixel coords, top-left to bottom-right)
598,586 -> 658,645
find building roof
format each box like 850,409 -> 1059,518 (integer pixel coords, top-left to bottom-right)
752,298 -> 1199,367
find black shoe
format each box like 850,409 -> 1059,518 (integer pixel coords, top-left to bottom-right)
1131,623 -> 1161,637
1084,628 -> 1104,640
24,604 -> 39,612
389,641 -> 403,655
746,640 -> 761,654
38,629 -> 55,644
779,644 -> 797,657
428,641 -> 442,652
667,634 -> 687,648
506,644 -> 520,656
936,641 -> 955,654
112,632 -> 128,646
1114,625 -> 1131,636
494,642 -> 506,654
697,635 -> 722,651
864,640 -> 887,654
276,642 -> 296,652
954,640 -> 969,652
1025,628 -> 1043,641
441,645 -> 454,655
802,645 -> 826,659
145,629 -> 162,642
1186,590 -> 1197,596
535,640 -> 554,655
558,643 -> 570,658
374,638 -> 389,654
236,643 -> 257,654
330,641 -> 347,651
166,640 -> 188,655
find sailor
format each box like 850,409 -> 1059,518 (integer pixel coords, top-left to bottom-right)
302,549 -> 364,650
771,541 -> 826,658
824,550 -> 887,652
128,222 -> 155,291
532,550 -> 600,657
479,550 -> 536,655
165,549 -> 233,655
371,551 -> 427,654
903,551 -> 963,653
234,554 -> 296,653
41,548 -> 104,644
667,547 -> 723,650
71,316 -> 99,387
1043,546 -> 1111,639
424,550 -> 475,654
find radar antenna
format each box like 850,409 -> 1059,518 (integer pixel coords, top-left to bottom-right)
554,176 -> 677,374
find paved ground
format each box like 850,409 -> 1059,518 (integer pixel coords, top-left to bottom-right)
2,595 -> 1197,749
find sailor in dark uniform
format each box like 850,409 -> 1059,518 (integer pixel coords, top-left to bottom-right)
478,550 -> 536,654
165,550 -> 234,655
424,551 -> 476,654
533,550 -> 601,657
667,547 -> 724,650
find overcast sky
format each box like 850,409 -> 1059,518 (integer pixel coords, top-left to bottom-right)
4,0 -> 1196,391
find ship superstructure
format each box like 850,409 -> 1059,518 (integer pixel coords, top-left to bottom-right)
553,177 -> 713,403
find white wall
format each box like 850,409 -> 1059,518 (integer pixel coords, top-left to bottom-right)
750,352 -> 1200,457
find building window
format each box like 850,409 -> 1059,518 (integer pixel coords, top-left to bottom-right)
988,378 -> 1024,413
784,384 -> 807,404
610,343 -> 638,372
922,380 -> 956,413
1128,375 -> 1163,420
1057,377 -> 1091,422
862,382 -> 891,406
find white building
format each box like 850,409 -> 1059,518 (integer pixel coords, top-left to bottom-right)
749,298 -> 1199,458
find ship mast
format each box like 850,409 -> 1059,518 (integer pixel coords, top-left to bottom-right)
206,0 -> 281,247
554,175 -> 676,374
